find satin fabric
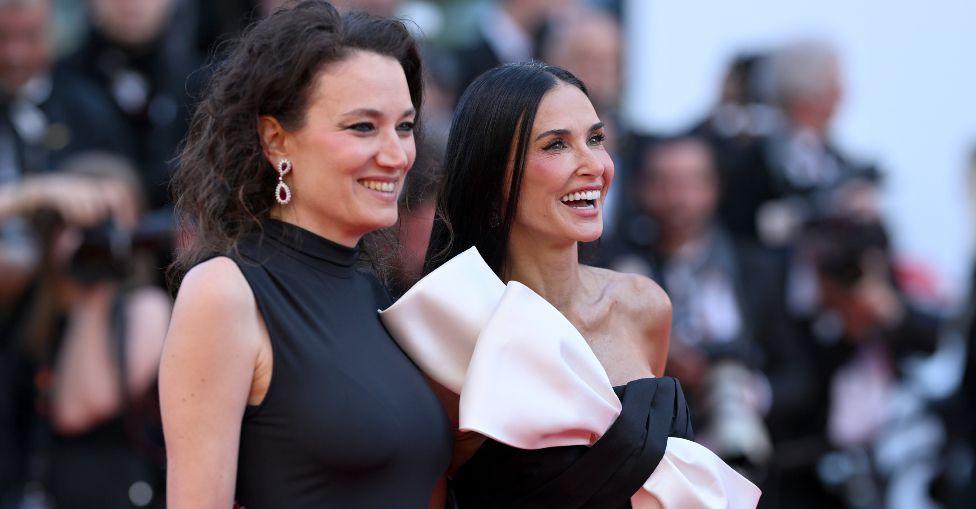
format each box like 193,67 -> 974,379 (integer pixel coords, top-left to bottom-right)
380,247 -> 761,508
452,378 -> 692,509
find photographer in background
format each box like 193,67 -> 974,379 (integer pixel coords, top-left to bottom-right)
764,217 -> 943,508
716,40 -> 881,247
1,168 -> 139,507
4,152 -> 170,509
0,0 -> 135,310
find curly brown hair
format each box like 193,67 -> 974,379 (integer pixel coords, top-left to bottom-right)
169,0 -> 422,286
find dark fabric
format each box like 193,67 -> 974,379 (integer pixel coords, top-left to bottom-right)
0,286 -> 165,508
45,287 -> 164,509
0,329 -> 33,508
46,418 -> 162,509
965,274 -> 976,501
0,66 -> 128,178
687,117 -> 880,243
61,25 -> 204,209
188,0 -> 262,57
226,219 -> 451,509
452,377 -> 692,509
41,66 -> 134,172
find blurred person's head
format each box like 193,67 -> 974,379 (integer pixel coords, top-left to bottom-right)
171,1 -> 422,282
717,53 -> 765,106
425,62 -> 612,278
803,217 -> 901,339
764,39 -> 843,136
639,137 -> 719,249
0,0 -> 52,96
500,0 -> 567,33
542,8 -> 621,113
87,0 -> 176,48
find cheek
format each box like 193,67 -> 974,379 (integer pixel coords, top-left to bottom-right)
602,153 -> 616,189
403,138 -> 417,173
305,133 -> 370,177
524,156 -> 567,196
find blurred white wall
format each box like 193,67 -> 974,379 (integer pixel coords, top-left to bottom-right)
624,0 -> 976,301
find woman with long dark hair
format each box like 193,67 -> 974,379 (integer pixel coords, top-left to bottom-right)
159,2 -> 450,507
381,62 -> 761,507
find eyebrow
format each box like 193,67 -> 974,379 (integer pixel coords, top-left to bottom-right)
534,122 -> 605,141
340,107 -> 416,118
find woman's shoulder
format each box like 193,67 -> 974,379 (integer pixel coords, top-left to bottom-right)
165,256 -> 265,370
583,265 -> 672,376
173,257 -> 259,332
583,265 -> 671,322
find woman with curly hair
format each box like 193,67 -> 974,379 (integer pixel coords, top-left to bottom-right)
159,2 -> 450,507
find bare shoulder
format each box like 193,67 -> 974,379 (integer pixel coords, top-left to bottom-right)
584,265 -> 671,322
176,256 -> 253,310
166,257 -> 263,357
583,266 -> 671,376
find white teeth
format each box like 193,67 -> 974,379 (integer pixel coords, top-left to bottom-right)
360,180 -> 396,193
560,190 -> 601,202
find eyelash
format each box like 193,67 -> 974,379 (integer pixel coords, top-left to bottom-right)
542,133 -> 606,151
347,122 -> 374,133
543,139 -> 567,151
346,122 -> 415,134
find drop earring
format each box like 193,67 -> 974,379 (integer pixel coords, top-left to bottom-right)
275,159 -> 292,205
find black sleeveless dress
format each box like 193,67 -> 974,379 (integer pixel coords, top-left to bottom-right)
225,219 -> 451,508
452,377 -> 693,509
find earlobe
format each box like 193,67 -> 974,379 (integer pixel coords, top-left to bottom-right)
257,115 -> 288,164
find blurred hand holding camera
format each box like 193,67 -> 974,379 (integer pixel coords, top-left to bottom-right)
13,172 -> 139,230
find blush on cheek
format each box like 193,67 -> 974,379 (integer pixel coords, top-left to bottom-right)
601,155 -> 616,189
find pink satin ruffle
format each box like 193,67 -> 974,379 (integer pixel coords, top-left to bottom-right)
380,247 -> 761,508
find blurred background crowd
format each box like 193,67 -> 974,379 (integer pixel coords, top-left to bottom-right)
0,0 -> 973,508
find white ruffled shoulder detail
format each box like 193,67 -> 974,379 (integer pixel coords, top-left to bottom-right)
380,247 -> 761,508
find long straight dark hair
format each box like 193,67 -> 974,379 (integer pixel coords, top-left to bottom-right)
424,62 -> 586,278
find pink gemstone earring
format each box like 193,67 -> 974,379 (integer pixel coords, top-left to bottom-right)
275,159 -> 292,205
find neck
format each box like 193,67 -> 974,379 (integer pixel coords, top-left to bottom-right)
505,228 -> 582,314
271,205 -> 361,248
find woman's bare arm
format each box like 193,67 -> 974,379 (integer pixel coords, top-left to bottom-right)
160,257 -> 265,508
50,284 -> 172,434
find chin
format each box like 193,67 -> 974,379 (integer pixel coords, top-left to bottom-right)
570,224 -> 604,243
371,209 -> 400,230
577,231 -> 603,243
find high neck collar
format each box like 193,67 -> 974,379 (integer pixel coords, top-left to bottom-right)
263,218 -> 360,269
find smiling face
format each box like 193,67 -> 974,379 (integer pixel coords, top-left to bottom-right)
264,50 -> 416,246
508,83 -> 614,246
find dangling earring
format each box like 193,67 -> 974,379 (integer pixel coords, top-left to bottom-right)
275,159 -> 292,205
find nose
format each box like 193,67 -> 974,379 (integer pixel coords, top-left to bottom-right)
375,128 -> 410,170
576,144 -> 608,180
